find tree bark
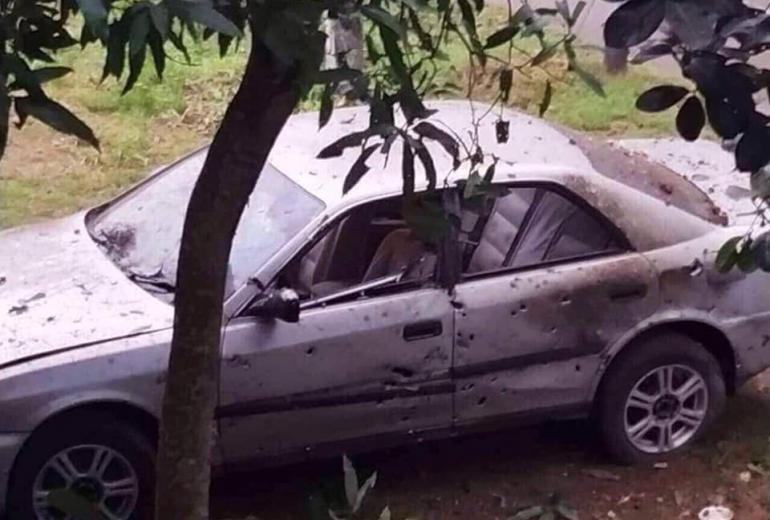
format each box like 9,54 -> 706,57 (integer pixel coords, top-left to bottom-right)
154,31 -> 300,520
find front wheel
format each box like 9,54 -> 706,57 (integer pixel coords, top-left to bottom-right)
7,411 -> 155,520
598,333 -> 726,464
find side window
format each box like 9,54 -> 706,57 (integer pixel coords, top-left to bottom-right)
461,185 -> 624,275
278,196 -> 438,300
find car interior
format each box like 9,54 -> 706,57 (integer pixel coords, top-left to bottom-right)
277,184 -> 624,302
278,197 -> 438,300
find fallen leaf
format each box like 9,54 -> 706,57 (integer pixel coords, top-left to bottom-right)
581,469 -> 621,482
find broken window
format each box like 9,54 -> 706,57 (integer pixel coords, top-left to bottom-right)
279,196 -> 438,300
461,185 -> 626,275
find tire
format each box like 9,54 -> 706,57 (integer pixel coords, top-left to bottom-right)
6,411 -> 155,520
597,332 -> 726,465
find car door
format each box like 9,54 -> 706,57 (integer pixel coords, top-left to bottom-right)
217,195 -> 454,463
451,184 -> 660,426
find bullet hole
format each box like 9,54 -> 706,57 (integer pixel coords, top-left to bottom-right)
560,295 -> 571,305
490,376 -> 498,383
306,346 -> 316,356
363,315 -> 371,322
575,364 -> 581,372
391,366 -> 415,378
457,331 -> 463,338
550,327 -> 558,334
477,396 -> 487,406
451,300 -> 465,309
46,316 -> 55,322
8,304 -> 28,316
227,355 -> 251,370
461,383 -> 475,392
382,311 -> 389,318
520,303 -> 528,312
469,333 -> 475,341
461,312 -> 468,317
688,258 -> 704,277
0,276 -> 5,286
510,309 -> 518,317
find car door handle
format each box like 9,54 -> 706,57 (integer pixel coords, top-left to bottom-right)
608,282 -> 648,301
403,320 -> 443,341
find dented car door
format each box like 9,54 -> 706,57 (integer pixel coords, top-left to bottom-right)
217,285 -> 454,463
451,184 -> 660,427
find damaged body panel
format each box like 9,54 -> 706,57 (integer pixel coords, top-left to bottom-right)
4,101 -> 770,514
452,252 -> 660,425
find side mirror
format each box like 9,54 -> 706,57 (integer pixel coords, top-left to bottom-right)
245,288 -> 300,323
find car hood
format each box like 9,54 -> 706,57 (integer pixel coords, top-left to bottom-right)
0,213 -> 173,368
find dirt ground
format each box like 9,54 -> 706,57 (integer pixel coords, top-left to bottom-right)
212,373 -> 770,520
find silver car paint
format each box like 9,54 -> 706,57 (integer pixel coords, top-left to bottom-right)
2,102 -> 770,512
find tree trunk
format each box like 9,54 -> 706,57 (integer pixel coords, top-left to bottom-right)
154,32 -> 300,520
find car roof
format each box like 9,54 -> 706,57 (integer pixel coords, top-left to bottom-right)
269,100 -> 715,251
270,100 -> 595,206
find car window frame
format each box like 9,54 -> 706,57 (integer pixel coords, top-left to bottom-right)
235,190 -> 448,317
459,180 -> 633,282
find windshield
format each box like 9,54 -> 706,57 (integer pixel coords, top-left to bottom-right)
87,148 -> 325,301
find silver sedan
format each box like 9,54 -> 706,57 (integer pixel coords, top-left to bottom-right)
1,101 -> 768,519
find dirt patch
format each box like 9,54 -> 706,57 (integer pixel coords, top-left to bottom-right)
213,376 -> 770,520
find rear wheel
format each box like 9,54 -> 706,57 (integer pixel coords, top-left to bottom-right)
598,333 -> 726,464
7,411 -> 155,520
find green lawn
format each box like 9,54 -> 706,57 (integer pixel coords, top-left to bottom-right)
0,10 -> 676,229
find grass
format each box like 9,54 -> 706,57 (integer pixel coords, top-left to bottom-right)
0,8 -> 677,229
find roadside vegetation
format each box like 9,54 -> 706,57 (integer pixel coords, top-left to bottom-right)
0,7 -> 672,229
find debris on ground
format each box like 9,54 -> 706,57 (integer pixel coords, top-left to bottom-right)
698,505 -> 734,520
581,468 -> 621,481
739,471 -> 752,483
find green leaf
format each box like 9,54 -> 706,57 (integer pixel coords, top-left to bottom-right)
148,30 -> 166,80
396,0 -> 428,12
532,43 -> 559,66
47,488 -> 103,520
317,130 -> 369,158
32,67 -> 73,84
715,236 -> 742,273
0,83 -> 9,160
343,145 -> 379,194
415,142 -> 437,190
102,17 -> 129,81
485,25 -> 519,49
123,11 -> 150,93
15,96 -> 99,149
353,471 -> 378,513
361,5 -> 405,39
738,239 -> 757,273
572,64 -> 605,97
342,455 -> 359,510
76,0 -> 108,40
571,1 -> 587,26
753,232 -> 770,272
751,168 -> 770,199
500,68 -> 513,102
150,3 -> 170,38
512,506 -> 546,520
168,0 -> 241,37
319,83 -> 334,129
539,80 -> 553,117
413,121 -> 460,168
402,139 -> 416,199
